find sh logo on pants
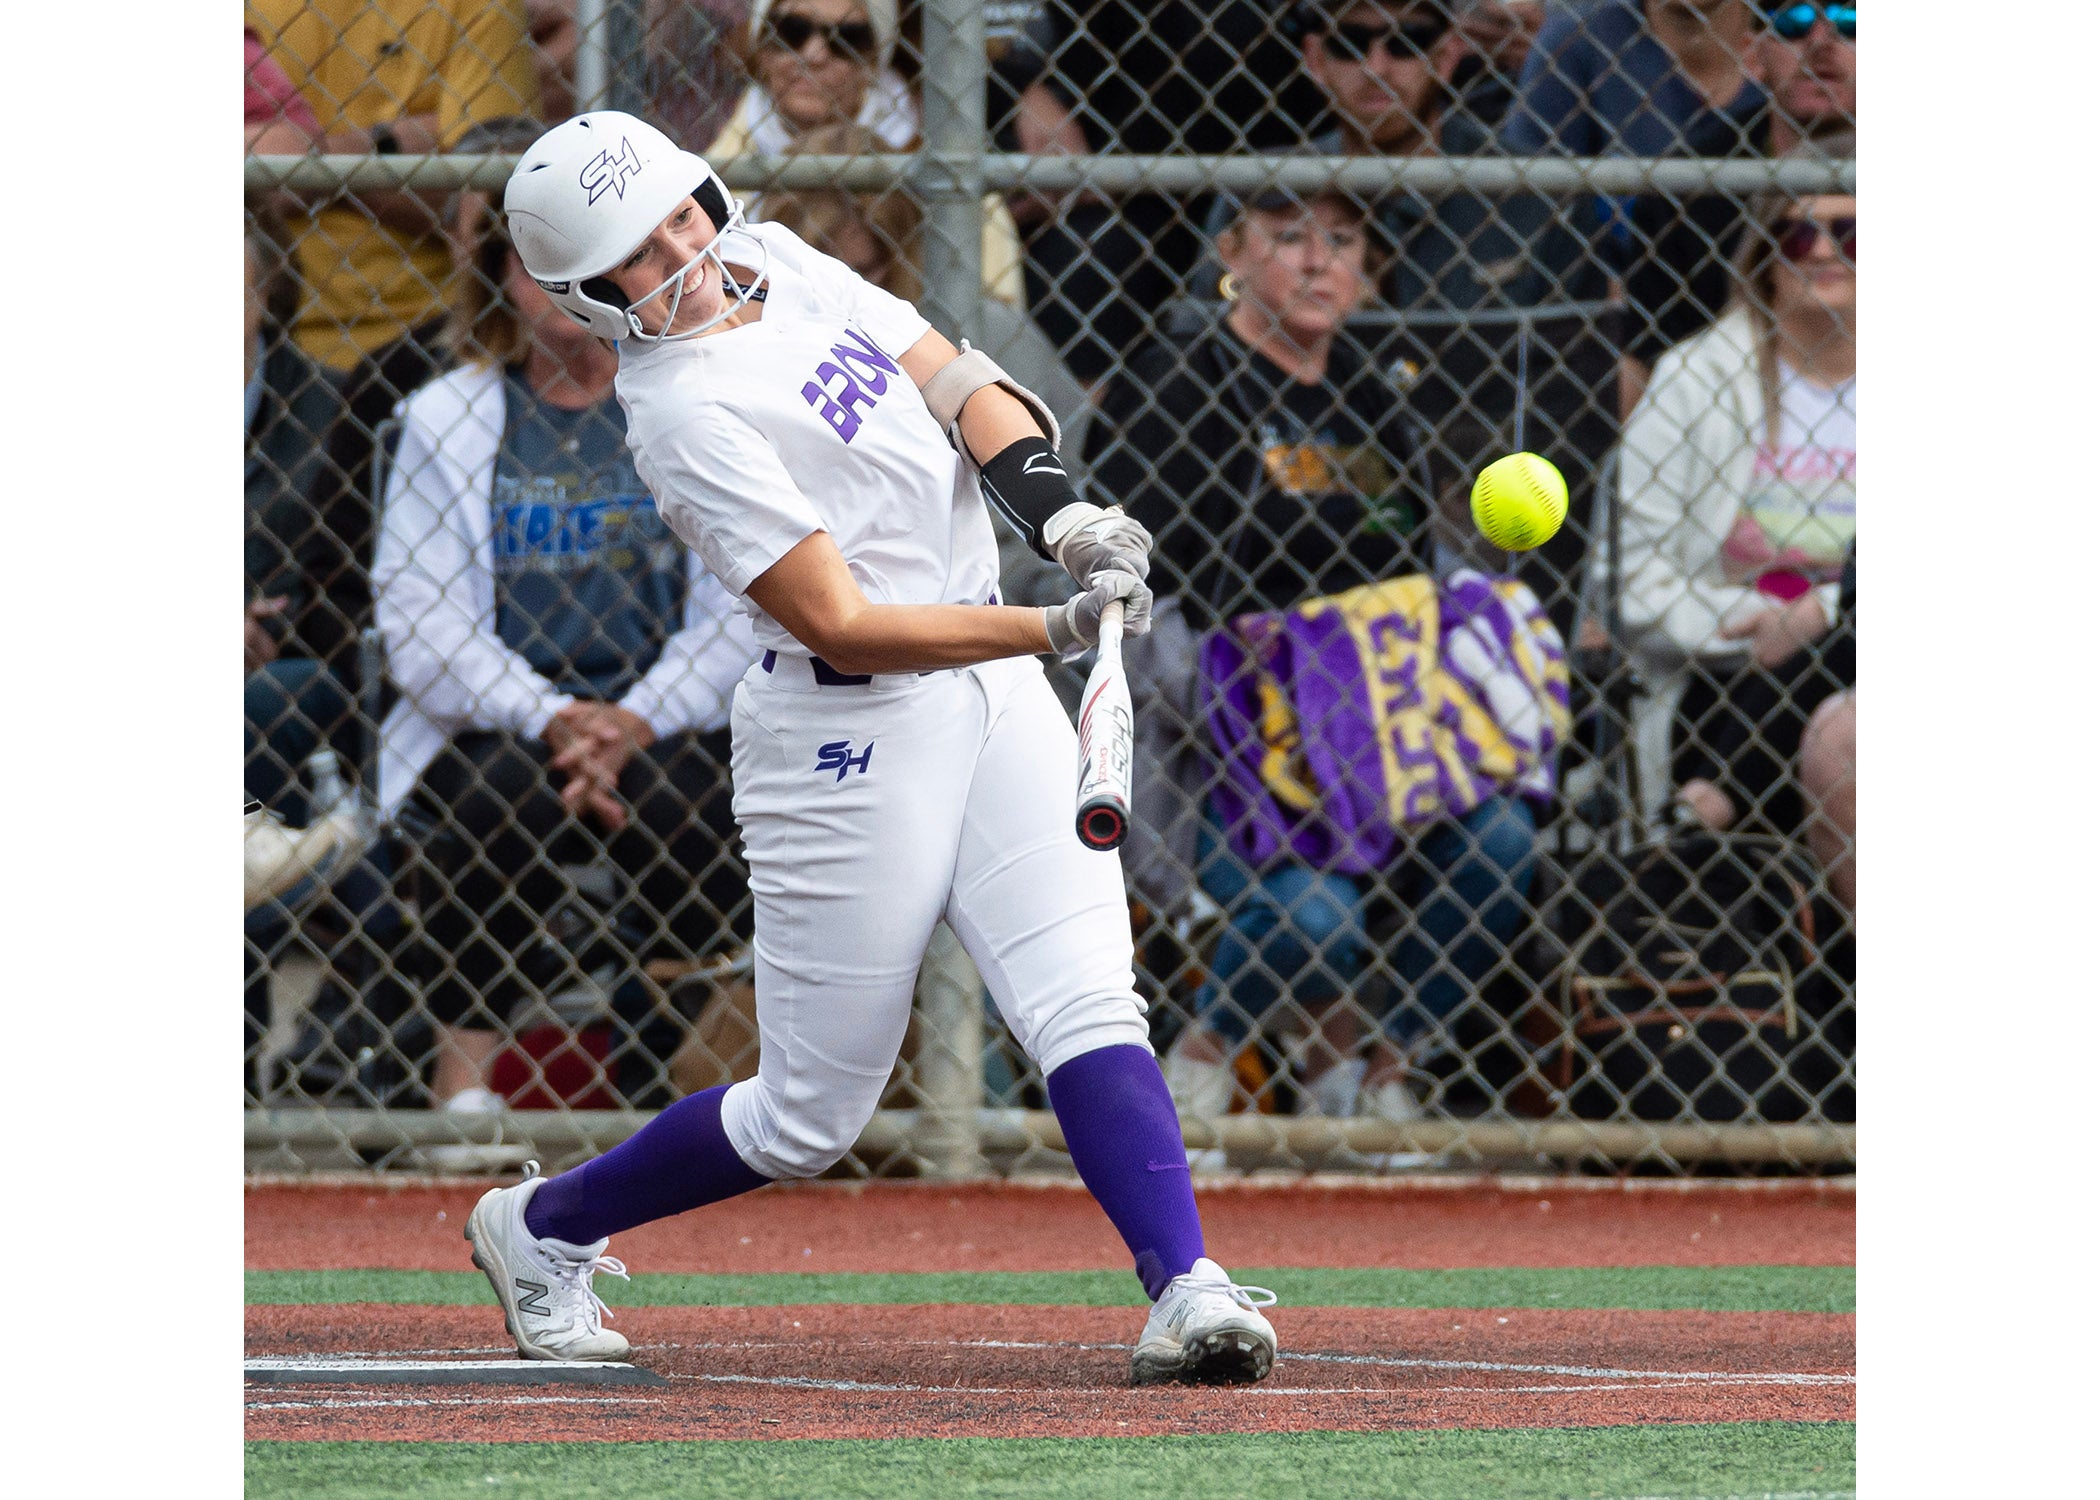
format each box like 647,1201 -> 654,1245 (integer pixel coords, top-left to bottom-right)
815,740 -> 874,780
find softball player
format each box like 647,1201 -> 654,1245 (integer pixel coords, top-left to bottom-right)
464,111 -> 1277,1386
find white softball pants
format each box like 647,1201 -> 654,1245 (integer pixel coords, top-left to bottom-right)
720,651 -> 1150,1179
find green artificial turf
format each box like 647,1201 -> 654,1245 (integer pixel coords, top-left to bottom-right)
245,1263 -> 1853,1313
245,1423 -> 1855,1499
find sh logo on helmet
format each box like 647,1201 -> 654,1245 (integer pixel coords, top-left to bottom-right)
579,138 -> 644,205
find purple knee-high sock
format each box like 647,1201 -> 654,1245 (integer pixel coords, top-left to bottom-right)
1045,1043 -> 1207,1300
523,1085 -> 771,1244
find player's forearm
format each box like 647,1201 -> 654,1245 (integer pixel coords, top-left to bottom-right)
814,603 -> 1053,675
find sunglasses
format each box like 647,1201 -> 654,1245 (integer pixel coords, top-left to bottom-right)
763,12 -> 878,62
1318,18 -> 1449,64
1765,3 -> 1857,41
1776,213 -> 1856,261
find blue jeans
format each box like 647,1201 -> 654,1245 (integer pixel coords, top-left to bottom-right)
245,658 -> 355,822
1193,796 -> 1539,1053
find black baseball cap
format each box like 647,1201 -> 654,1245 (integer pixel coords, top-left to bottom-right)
1210,147 -> 1372,225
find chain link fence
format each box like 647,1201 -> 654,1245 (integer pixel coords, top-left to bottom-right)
244,0 -> 1856,1177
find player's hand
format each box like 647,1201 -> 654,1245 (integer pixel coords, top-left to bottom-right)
1052,506 -> 1153,587
1043,570 -> 1153,660
1721,594 -> 1830,669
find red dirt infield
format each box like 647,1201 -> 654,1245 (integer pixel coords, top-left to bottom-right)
246,1176 -> 1855,1273
244,1303 -> 1854,1442
245,1178 -> 1853,1444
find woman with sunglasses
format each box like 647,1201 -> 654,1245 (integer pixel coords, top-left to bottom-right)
705,0 -> 1025,305
459,110 -> 1280,1388
1610,137 -> 1855,845
1089,183 -> 1543,1134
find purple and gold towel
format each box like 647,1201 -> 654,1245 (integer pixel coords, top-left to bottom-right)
1203,571 -> 1570,873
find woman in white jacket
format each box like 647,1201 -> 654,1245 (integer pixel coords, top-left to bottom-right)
1609,137 -> 1854,833
373,199 -> 758,1112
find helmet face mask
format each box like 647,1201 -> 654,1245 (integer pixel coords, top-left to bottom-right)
504,112 -> 769,343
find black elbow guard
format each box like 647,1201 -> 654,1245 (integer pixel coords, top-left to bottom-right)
978,437 -> 1080,559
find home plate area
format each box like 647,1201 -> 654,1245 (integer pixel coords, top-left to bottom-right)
242,1302 -> 1854,1442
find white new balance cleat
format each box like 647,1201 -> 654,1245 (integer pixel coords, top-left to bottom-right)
1130,1257 -> 1278,1386
465,1161 -> 632,1361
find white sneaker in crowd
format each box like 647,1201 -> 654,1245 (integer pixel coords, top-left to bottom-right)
1163,1037 -> 1234,1172
465,1161 -> 632,1361
1131,1257 -> 1278,1386
1361,1074 -> 1427,1124
1164,1038 -> 1234,1117
1304,1057 -> 1368,1119
243,801 -> 368,914
443,1085 -> 507,1116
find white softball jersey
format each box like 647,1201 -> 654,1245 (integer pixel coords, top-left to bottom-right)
613,221 -> 1147,1181
616,220 -> 1003,654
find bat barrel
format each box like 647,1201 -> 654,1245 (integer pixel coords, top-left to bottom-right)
1072,596 -> 1134,852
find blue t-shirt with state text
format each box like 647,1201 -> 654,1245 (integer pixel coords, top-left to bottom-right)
490,370 -> 686,702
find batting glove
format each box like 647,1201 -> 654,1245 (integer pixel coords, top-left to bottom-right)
1043,570 -> 1154,661
1043,503 -> 1153,586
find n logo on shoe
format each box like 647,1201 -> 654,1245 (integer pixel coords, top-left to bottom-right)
514,1277 -> 553,1317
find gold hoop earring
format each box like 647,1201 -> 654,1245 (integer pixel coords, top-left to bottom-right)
1217,271 -> 1239,303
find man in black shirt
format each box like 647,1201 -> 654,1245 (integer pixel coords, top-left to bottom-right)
996,2 -> 1333,382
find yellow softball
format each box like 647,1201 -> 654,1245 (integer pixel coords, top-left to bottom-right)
1470,452 -> 1569,552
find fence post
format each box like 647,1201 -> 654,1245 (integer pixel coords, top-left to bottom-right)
575,0 -> 609,112
916,0 -> 987,349
906,0 -> 989,1179
913,923 -> 987,1179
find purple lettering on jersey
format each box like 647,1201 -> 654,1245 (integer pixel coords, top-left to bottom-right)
801,328 -> 903,445
801,367 -> 863,443
831,327 -> 898,393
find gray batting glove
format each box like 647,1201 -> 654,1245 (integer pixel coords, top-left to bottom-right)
1043,570 -> 1154,661
1044,503 -> 1153,585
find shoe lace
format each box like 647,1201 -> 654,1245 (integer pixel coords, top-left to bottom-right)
1175,1267 -> 1278,1311
540,1246 -> 631,1332
517,1163 -> 630,1333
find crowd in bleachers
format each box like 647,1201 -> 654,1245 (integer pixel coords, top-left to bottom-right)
244,0 -> 1855,1139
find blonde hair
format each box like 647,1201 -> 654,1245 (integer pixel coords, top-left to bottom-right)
1726,129 -> 1855,444
763,122 -> 923,302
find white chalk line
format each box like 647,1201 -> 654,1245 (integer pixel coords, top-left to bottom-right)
650,1337 -> 1850,1389
250,1346 -> 519,1361
246,1395 -> 660,1411
673,1372 -> 1841,1398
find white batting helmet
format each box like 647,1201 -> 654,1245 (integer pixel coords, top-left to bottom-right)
503,111 -> 765,342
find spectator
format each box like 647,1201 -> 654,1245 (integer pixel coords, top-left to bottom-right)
707,0 -> 1025,304
1608,152 -> 1854,839
997,1 -> 1333,381
758,121 -> 1088,606
645,2 -> 757,152
1444,2 -> 1546,130
525,2 -> 754,150
246,205 -> 403,1097
245,204 -> 362,874
1760,1 -> 1855,154
372,199 -> 758,1114
1499,0 -> 1766,451
525,0 -> 582,123
244,26 -> 321,156
247,0 -> 542,686
1501,1 -> 1765,170
1263,2 -> 1600,633
1087,185 -> 1542,1124
1621,2 -> 1855,396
